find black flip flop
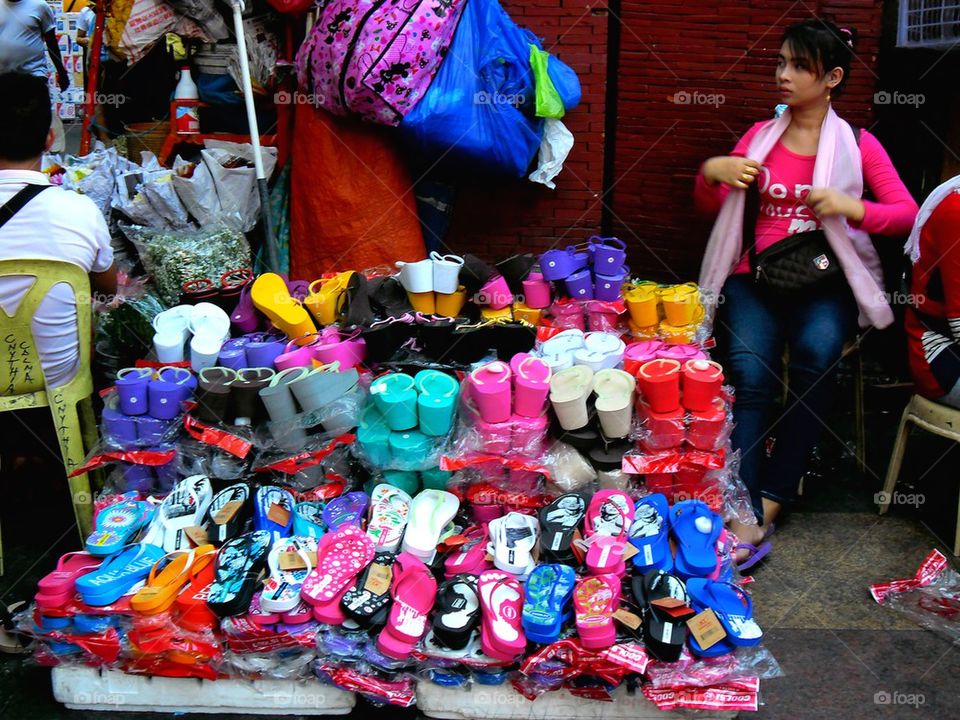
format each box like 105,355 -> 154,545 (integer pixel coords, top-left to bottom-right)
369,276 -> 413,320
203,482 -> 252,546
337,273 -> 375,329
207,530 -> 272,617
539,492 -> 589,564
486,320 -> 536,361
341,552 -> 396,626
417,315 -> 459,360
432,573 -> 480,650
230,368 -> 273,426
637,569 -> 695,662
194,367 -> 236,425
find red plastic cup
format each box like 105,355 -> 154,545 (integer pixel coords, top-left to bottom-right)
623,340 -> 664,377
639,402 -> 685,449
682,359 -> 724,412
687,397 -> 727,451
637,358 -> 682,413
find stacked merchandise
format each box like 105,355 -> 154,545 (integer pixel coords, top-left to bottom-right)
21,241 -> 779,713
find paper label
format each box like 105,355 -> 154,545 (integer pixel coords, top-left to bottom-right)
621,542 -> 638,561
213,500 -> 243,525
363,563 -> 392,596
268,503 -> 291,527
687,608 -> 726,650
278,551 -> 317,571
613,608 -> 641,630
184,526 -> 207,546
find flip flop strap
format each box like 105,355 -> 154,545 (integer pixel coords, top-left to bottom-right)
714,581 -> 752,616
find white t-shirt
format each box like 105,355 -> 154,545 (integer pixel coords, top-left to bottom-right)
0,170 -> 113,388
0,0 -> 56,77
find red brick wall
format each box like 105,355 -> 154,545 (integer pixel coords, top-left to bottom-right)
447,0 -> 609,258
448,0 -> 884,279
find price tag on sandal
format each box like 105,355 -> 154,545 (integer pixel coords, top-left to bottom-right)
621,542 -> 639,562
279,550 -> 318,571
213,500 -> 243,525
363,563 -> 393,596
687,608 -> 727,650
184,526 -> 208,546
651,597 -> 696,619
267,503 -> 291,527
613,608 -> 642,630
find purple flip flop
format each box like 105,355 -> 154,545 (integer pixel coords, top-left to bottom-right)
322,492 -> 369,531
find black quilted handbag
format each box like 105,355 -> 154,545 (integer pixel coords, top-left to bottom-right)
742,182 -> 842,297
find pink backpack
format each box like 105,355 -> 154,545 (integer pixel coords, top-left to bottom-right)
296,0 -> 466,126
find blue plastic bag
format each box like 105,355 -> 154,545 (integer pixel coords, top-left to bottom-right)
548,55 -> 581,112
401,0 -> 545,178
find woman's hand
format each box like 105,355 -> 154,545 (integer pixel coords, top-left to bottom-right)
804,188 -> 865,222
703,156 -> 762,189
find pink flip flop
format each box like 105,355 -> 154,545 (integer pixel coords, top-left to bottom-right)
574,573 -> 621,649
585,535 -> 628,576
376,553 -> 438,659
247,591 -> 281,626
36,552 -> 102,610
468,361 -> 512,423
585,490 -> 636,540
478,570 -> 526,661
312,583 -> 353,625
510,353 -> 552,418
301,526 -> 375,606
281,599 -> 313,624
444,525 -> 493,579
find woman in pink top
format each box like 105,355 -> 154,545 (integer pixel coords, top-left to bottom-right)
695,19 -> 917,559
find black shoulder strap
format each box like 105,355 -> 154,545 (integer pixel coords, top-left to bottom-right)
0,184 -> 50,232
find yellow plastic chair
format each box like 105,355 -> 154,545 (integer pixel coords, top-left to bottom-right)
0,260 -> 99,575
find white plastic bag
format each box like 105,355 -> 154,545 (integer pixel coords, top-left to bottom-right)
528,117 -> 574,190
201,140 -> 278,232
172,157 -> 222,226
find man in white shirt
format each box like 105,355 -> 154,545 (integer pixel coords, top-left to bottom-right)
0,72 -> 116,388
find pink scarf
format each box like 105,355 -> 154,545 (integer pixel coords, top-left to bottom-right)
699,106 -> 893,329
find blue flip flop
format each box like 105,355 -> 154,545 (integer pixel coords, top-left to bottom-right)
414,370 -> 460,437
293,501 -> 326,538
629,493 -> 672,573
322,491 -> 369,531
522,563 -> 577,644
75,544 -> 166,607
254,486 -> 295,541
686,578 -> 763,648
670,500 -> 722,578
85,501 -> 154,557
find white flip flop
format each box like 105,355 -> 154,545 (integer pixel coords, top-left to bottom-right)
401,490 -> 460,563
593,369 -> 636,438
487,512 -> 539,577
549,365 -> 595,430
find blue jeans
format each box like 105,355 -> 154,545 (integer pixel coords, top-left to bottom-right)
715,274 -> 858,521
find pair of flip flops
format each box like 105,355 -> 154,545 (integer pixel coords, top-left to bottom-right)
76,543 -> 167,607
259,536 -> 320,614
401,489 -> 460,564
686,579 -> 764,656
36,553 -> 103,610
366,484 -> 412,553
443,525 -> 494,578
322,491 -> 369,532
301,525 -> 376,625
294,501 -> 327,538
207,530 -> 273,617
583,490 -> 636,576
254,486 -> 296,542
130,544 -> 217,615
670,500 -> 723,579
487,512 -> 539,578
431,574 -> 481,651
634,569 -> 694,662
538,492 -> 589,565
573,573 -> 621,650
85,501 -> 155,556
340,552 -> 397,627
203,483 -> 253,546
522,564 -> 576,644
627,493 -> 673,573
141,476 -> 213,552
376,552 -> 439,660
478,570 -> 527,661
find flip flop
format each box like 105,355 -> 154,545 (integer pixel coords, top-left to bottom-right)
115,367 -> 152,416
174,556 -> 218,632
130,544 -> 216,615
432,573 -> 481,651
628,493 -> 672,573
468,361 -> 512,424
341,552 -> 397,626
203,483 -> 252,546
585,535 -> 628,576
254,486 -> 296,542
573,573 -> 620,650
141,476 -> 214,552
293,501 -> 326,539
735,542 -> 772,572
671,500 -> 722,578
230,367 -> 275,425
414,370 -> 460,437
247,590 -> 281,626
592,369 -> 636,439
510,354 -> 552,418
487,512 -> 539,578
366,484 -> 412,553
35,553 -> 102,610
636,569 -> 694,662
281,599 -> 313,625
85,500 -> 154,556
193,367 -> 237,424
549,365 -> 594,431
301,525 -> 375,607
376,552 -> 438,659
261,536 -> 319,613
75,544 -> 167,607
539,492 -> 588,564
686,579 -> 763,648
574,332 -> 626,372
322,491 -> 369,532
585,489 -> 635,540
305,273 -> 353,327
206,530 -> 273,617
251,273 -> 317,342
401,490 -> 461,564
444,525 -> 493,578
478,570 -> 526,661
522,564 -> 576,645
370,372 -> 419,432
288,363 -> 359,415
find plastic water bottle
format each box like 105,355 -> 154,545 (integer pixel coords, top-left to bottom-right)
174,65 -> 200,134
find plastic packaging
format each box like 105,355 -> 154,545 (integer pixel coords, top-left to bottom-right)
871,550 -> 960,644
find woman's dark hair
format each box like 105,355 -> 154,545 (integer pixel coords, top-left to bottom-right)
0,73 -> 52,161
781,19 -> 857,97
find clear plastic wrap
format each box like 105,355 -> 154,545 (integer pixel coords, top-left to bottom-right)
645,643 -> 783,688
122,610 -> 223,679
120,222 -> 252,306
68,442 -> 181,496
870,550 -> 960,644
542,441 -> 597,494
254,432 -> 357,492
